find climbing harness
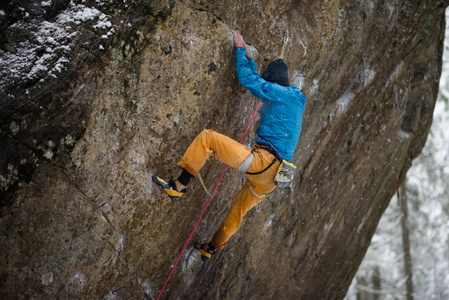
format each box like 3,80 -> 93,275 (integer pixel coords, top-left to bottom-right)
155,101 -> 262,300
252,141 -> 297,189
239,143 -> 280,175
249,183 -> 265,198
245,157 -> 278,175
238,152 -> 255,173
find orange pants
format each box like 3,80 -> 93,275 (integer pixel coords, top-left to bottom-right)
177,130 -> 280,249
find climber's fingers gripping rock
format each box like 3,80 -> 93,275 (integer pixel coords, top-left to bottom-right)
231,30 -> 251,59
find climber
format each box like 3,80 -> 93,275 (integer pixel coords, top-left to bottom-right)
152,30 -> 307,262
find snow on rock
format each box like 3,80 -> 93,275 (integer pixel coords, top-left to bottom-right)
0,2 -> 114,96
363,68 -> 376,87
335,88 -> 355,116
41,1 -> 52,8
291,70 -> 305,90
309,78 -> 319,95
399,129 -> 410,140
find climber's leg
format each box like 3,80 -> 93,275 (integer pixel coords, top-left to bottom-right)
210,181 -> 265,249
153,129 -> 251,201
177,129 -> 251,176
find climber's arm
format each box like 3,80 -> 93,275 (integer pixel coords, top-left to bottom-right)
232,30 -> 257,75
247,57 -> 258,75
235,47 -> 284,103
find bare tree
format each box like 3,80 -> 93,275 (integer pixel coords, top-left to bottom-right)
400,179 -> 414,300
372,266 -> 382,300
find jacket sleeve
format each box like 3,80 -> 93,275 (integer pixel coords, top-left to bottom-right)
235,48 -> 283,103
248,57 -> 258,75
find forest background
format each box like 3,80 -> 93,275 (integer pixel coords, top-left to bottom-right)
346,9 -> 449,300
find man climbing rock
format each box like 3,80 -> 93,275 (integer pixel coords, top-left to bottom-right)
152,30 -> 307,262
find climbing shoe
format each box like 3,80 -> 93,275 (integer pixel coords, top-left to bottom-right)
195,242 -> 217,263
152,175 -> 186,202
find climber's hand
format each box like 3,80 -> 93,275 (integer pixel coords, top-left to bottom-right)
231,30 -> 245,48
231,30 -> 251,59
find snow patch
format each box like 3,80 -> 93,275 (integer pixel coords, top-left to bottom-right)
93,14 -> 112,29
309,79 -> 319,95
141,281 -> 155,298
102,291 -> 120,300
291,71 -> 305,90
399,130 -> 410,140
64,5 -> 103,24
385,60 -> 404,86
335,88 -> 355,116
263,214 -> 275,231
324,220 -> 334,232
43,149 -> 54,159
41,1 -> 52,7
356,215 -> 366,234
295,34 -> 307,57
363,68 -> 376,87
182,247 -> 198,273
116,234 -> 125,253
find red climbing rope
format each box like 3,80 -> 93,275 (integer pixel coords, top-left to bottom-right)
156,101 -> 262,300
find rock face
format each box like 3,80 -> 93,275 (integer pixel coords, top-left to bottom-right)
1,0 -> 447,299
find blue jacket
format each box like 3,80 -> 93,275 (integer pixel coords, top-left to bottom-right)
235,47 -> 307,161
